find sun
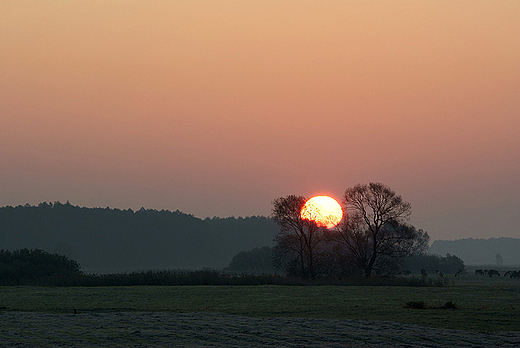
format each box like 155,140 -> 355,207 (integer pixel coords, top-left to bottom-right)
300,196 -> 343,228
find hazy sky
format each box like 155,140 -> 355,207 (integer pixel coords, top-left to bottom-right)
1,1 -> 519,241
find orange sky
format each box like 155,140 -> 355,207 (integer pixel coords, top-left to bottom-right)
1,1 -> 519,240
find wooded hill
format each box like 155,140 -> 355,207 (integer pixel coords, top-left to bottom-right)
0,202 -> 278,273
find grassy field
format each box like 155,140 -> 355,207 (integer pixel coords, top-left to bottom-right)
1,276 -> 519,332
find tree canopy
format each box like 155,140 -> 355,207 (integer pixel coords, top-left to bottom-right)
335,182 -> 428,276
271,183 -> 430,278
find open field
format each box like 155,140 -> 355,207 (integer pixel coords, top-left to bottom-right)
0,277 -> 519,346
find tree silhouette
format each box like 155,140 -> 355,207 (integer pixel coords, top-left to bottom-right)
271,195 -> 325,279
336,182 -> 428,276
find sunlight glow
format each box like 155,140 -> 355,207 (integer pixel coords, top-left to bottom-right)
300,196 -> 343,229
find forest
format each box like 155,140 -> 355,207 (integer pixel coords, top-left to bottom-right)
0,202 -> 278,272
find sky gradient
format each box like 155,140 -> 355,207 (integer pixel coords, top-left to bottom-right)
1,1 -> 519,241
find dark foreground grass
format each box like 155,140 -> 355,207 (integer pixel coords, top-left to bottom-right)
1,278 -> 518,332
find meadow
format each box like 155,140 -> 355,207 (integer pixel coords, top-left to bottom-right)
1,275 -> 519,332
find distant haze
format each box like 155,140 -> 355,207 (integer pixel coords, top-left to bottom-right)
1,1 -> 519,241
430,238 -> 520,265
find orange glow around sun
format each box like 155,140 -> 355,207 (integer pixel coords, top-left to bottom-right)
300,196 -> 343,228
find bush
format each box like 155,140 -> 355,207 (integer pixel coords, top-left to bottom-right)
405,301 -> 427,309
224,246 -> 274,273
441,301 -> 457,309
0,248 -> 82,285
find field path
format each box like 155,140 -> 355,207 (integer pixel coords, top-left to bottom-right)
1,311 -> 519,347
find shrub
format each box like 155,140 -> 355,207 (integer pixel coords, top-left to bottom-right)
0,248 -> 82,285
441,301 -> 457,309
224,246 -> 274,274
405,301 -> 427,309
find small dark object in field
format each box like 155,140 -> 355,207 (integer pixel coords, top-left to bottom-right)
405,301 -> 427,309
405,300 -> 457,310
442,301 -> 457,309
73,308 -> 77,314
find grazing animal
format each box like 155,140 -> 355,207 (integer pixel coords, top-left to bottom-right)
488,269 -> 500,277
475,269 -> 484,276
505,270 -> 520,279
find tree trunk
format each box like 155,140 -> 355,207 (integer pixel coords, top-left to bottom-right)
308,248 -> 315,280
299,246 -> 306,278
365,232 -> 378,277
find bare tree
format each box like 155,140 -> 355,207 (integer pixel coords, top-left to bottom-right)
335,182 -> 429,276
271,195 -> 325,279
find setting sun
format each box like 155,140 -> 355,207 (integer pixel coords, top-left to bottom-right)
300,196 -> 343,229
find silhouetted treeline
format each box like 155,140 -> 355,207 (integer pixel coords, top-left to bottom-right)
0,265 -> 446,287
0,248 -> 450,287
0,202 -> 279,272
430,238 -> 520,265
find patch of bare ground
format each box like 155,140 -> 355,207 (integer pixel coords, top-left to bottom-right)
1,312 -> 519,347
